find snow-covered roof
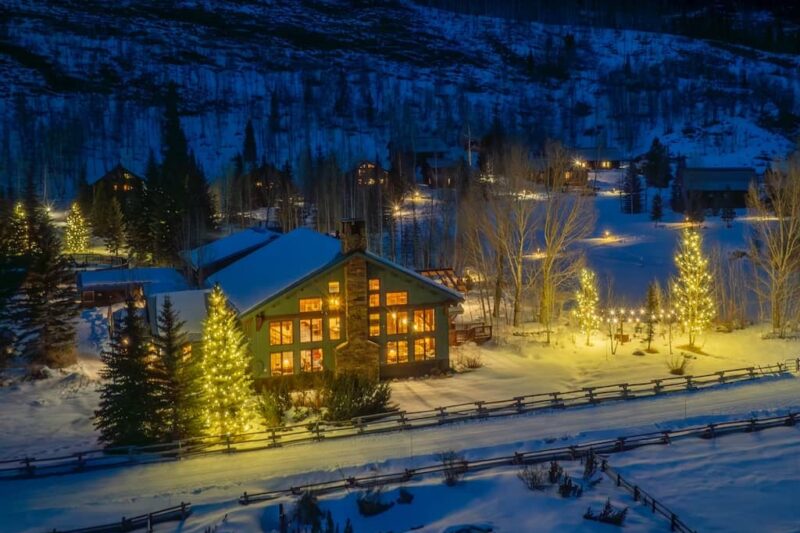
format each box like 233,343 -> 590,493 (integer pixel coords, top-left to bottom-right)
207,228 -> 343,314
78,267 -> 189,294
207,227 -> 463,315
183,227 -> 279,271
683,167 -> 758,191
147,289 -> 210,343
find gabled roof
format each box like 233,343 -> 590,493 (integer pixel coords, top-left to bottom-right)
78,267 -> 189,295
206,227 -> 463,316
683,167 -> 758,191
90,164 -> 144,185
183,227 -> 280,271
207,228 -> 343,314
147,289 -> 210,343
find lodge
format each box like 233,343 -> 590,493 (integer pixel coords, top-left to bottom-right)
91,164 -> 145,197
679,167 -> 758,211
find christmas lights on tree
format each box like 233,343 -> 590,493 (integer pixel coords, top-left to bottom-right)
201,284 -> 257,437
11,201 -> 29,255
64,202 -> 90,253
575,267 -> 600,345
673,227 -> 714,347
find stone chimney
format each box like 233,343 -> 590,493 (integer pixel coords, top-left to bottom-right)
335,219 -> 380,380
340,218 -> 366,254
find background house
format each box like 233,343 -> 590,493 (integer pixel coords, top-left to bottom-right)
91,164 -> 144,199
574,147 -> 624,170
77,267 -> 189,307
181,227 -> 279,285
680,167 -> 758,211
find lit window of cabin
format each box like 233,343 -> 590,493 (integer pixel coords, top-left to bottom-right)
328,317 -> 341,340
300,318 -> 323,343
269,320 -> 293,345
299,298 -> 323,312
369,278 -> 380,291
300,348 -> 323,372
369,313 -> 381,337
369,293 -> 380,307
413,309 -> 435,332
414,337 -> 436,360
328,281 -> 340,294
386,291 -> 408,306
386,341 -> 408,364
387,311 -> 408,335
270,351 -> 294,375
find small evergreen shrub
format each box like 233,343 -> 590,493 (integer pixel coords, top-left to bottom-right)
582,453 -> 597,480
322,373 -> 392,421
558,475 -> 582,497
257,382 -> 291,428
438,450 -> 467,486
517,464 -> 548,491
548,461 -> 564,484
357,488 -> 394,516
584,498 -> 628,526
292,492 -> 323,529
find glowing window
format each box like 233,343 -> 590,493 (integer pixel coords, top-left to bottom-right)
369,293 -> 380,308
413,309 -> 435,332
300,318 -> 323,343
369,313 -> 381,337
387,311 -> 408,335
328,295 -> 341,310
328,281 -> 340,294
386,341 -> 408,364
299,298 -> 323,313
386,291 -> 408,306
300,348 -> 324,372
414,337 -> 436,360
328,317 -> 341,341
369,278 -> 380,291
270,351 -> 294,375
269,320 -> 293,345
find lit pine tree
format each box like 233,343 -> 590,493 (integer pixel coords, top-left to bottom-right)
201,284 -> 257,436
574,267 -> 600,345
64,202 -> 90,254
11,202 -> 29,255
673,228 -> 714,347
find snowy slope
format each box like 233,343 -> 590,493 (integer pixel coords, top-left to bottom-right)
1,0 -> 798,196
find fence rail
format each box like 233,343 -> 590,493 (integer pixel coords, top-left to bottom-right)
2,359 -> 796,481
49,502 -> 191,533
237,411 -> 798,504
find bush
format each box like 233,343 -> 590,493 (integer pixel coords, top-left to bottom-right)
517,464 -> 548,491
548,461 -> 564,484
584,498 -> 628,526
397,488 -> 414,504
257,382 -> 291,428
438,450 -> 467,486
558,475 -> 582,497
357,488 -> 394,516
292,492 -> 323,529
322,373 -> 392,421
666,353 -> 689,375
456,352 -> 483,370
582,453 -> 597,480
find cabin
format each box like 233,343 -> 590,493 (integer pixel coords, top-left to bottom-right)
147,289 -> 209,357
680,167 -> 758,211
92,164 -> 145,198
181,227 -> 280,285
573,147 -> 624,170
78,267 -> 189,307
354,161 -> 388,187
421,158 -> 461,188
206,220 -> 463,383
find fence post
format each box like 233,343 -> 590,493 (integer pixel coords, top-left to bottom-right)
514,396 -> 524,413
616,473 -> 621,487
653,379 -> 662,394
270,428 -> 278,447
585,388 -> 596,404
550,392 -> 562,407
652,497 -> 656,513
620,384 -> 630,399
748,367 -> 756,379
437,407 -> 447,423
717,371 -> 725,384
279,503 -> 287,533
22,457 -> 34,477
475,401 -> 486,418
226,434 -> 232,453
670,513 -> 677,531
180,502 -> 187,519
633,485 -> 640,502
684,376 -> 694,390
147,513 -> 153,533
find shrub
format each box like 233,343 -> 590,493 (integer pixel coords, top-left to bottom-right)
322,373 -> 392,421
584,498 -> 628,526
357,488 -> 394,516
456,352 -> 483,370
667,353 -> 689,375
517,464 -> 548,491
582,453 -> 597,480
292,492 -> 323,529
548,461 -> 564,484
558,475 -> 582,497
257,382 -> 291,428
438,450 -> 467,486
397,488 -> 414,504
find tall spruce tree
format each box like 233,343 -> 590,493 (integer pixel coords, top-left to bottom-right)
104,197 -> 125,256
673,228 -> 715,347
650,192 -> 664,226
18,220 -> 78,368
64,202 -> 90,254
201,285 -> 257,436
242,119 -> 257,170
644,280 -> 662,351
95,299 -> 158,446
152,296 -> 204,442
643,138 -> 670,188
622,164 -> 643,214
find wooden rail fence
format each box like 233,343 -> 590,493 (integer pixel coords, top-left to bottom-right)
49,502 -> 191,533
1,359 -> 796,481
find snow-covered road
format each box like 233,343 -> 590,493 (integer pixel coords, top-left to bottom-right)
3,376 -> 798,532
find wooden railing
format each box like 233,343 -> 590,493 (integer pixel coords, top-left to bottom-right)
48,502 -> 191,533
0,359 -> 795,481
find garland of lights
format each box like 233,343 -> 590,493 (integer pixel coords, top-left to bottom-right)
64,202 -> 90,253
12,202 -> 29,254
674,227 -> 715,347
574,267 -> 600,345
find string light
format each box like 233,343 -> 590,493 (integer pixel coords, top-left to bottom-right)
674,227 -> 715,347
64,202 -> 90,253
574,267 -> 600,345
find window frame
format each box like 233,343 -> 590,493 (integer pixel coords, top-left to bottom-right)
299,298 -> 323,313
269,320 -> 294,345
386,340 -> 409,364
270,351 -> 294,375
299,318 -> 323,343
385,291 -> 408,306
300,348 -> 324,372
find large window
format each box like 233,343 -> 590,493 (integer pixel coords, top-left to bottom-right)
369,313 -> 381,337
300,348 -> 324,372
300,318 -> 323,343
368,293 -> 380,308
414,337 -> 436,360
269,320 -> 293,345
299,298 -> 323,313
387,311 -> 409,335
386,291 -> 408,306
386,341 -> 409,364
270,351 -> 294,375
413,309 -> 435,332
329,317 -> 341,340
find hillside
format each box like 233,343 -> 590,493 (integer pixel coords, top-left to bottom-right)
0,0 -> 798,197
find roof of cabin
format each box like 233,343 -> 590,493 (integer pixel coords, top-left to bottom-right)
147,289 -> 210,343
683,167 -> 758,191
90,163 -> 144,185
573,147 -> 624,162
182,227 -> 280,271
78,267 -> 189,294
207,227 -> 463,315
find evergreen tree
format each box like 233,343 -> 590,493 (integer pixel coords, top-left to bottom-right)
201,285 -> 257,436
242,119 -> 257,170
650,193 -> 663,226
644,280 -> 661,351
17,220 -> 78,368
622,164 -> 642,214
10,201 -> 29,255
104,197 -> 125,256
64,202 -> 90,254
721,191 -> 736,228
76,165 -> 92,215
95,299 -> 159,446
673,228 -> 715,347
643,138 -> 670,188
152,296 -> 204,442
91,181 -> 112,242
269,91 -> 281,133
574,267 -> 600,346
670,157 -> 685,213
